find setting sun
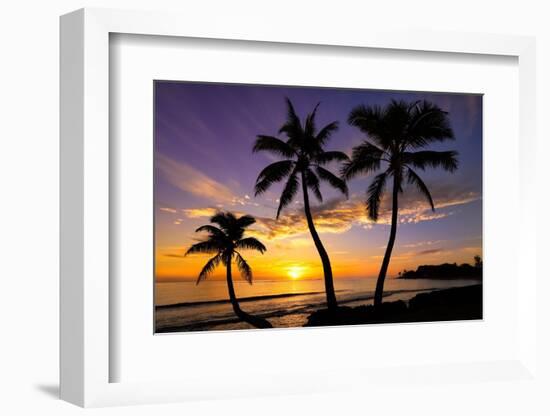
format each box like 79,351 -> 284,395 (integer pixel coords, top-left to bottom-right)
287,265 -> 305,280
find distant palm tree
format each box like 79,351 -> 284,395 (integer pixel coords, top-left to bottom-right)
253,98 -> 349,310
343,100 -> 459,307
474,255 -> 482,269
185,212 -> 272,329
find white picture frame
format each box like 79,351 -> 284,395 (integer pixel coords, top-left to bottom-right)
60,7 -> 538,408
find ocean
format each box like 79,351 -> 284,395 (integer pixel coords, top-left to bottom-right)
155,277 -> 480,332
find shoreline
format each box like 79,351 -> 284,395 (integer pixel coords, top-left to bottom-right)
156,290 -> 327,309
155,284 -> 481,333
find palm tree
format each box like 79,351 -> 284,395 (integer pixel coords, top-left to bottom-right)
253,98 -> 349,310
343,99 -> 459,307
185,212 -> 272,329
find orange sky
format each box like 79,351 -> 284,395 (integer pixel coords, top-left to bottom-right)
155,193 -> 482,282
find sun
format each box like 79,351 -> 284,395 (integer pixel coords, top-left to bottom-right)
287,265 -> 304,280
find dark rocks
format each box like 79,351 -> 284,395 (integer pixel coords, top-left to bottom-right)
304,284 -> 482,327
399,263 -> 482,280
306,300 -> 408,327
407,284 -> 482,321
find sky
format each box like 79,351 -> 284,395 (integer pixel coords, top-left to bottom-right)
154,81 -> 482,282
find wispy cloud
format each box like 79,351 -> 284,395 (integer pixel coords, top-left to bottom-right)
248,185 -> 480,241
159,207 -> 178,214
157,155 -> 263,218
402,239 -> 446,249
164,253 -> 186,258
181,207 -> 219,218
176,183 -> 481,241
156,154 -> 234,202
417,248 -> 444,255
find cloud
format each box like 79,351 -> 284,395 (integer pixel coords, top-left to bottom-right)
164,253 -> 186,258
249,200 -> 358,240
399,211 -> 452,224
417,248 -> 443,255
272,237 -> 314,250
247,185 -> 480,241
402,240 -> 446,249
156,154 -> 234,202
169,174 -> 481,241
159,207 -> 177,214
157,155 -> 262,217
181,207 -> 219,218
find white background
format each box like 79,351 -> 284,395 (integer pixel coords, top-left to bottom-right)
1,1 -> 549,415
112,34 -> 519,383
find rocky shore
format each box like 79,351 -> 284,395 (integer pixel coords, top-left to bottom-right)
304,284 -> 482,327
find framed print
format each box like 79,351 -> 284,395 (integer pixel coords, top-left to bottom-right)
153,81 -> 483,334
60,8 -> 539,408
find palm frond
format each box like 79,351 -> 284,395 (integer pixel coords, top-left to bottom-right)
406,168 -> 434,211
383,100 -> 410,141
341,141 -> 384,179
304,168 -> 323,203
279,98 -> 303,142
254,160 -> 295,196
236,215 -> 256,229
235,252 -> 253,284
185,240 -> 222,256
348,104 -> 390,148
304,102 -> 320,138
196,254 -> 222,285
210,212 -> 237,233
276,169 -> 300,219
366,172 -> 388,221
195,224 -> 225,239
315,150 -> 349,165
315,121 -> 339,146
406,100 -> 454,148
220,250 -> 232,266
407,100 -> 422,113
315,166 -> 348,197
235,237 -> 267,253
252,135 -> 296,158
403,150 -> 459,172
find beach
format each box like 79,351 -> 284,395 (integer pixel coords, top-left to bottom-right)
155,277 -> 481,332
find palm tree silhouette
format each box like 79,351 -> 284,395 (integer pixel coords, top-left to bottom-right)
343,99 -> 458,307
253,98 -> 349,310
185,212 -> 272,329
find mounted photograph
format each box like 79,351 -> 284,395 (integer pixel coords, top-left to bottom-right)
154,81 -> 483,333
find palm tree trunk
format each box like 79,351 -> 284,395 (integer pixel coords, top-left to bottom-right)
301,172 -> 338,310
225,254 -> 272,329
225,257 -> 242,315
374,175 -> 400,307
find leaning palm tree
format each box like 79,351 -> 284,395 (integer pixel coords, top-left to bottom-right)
253,98 -> 349,310
185,212 -> 272,329
343,99 -> 459,307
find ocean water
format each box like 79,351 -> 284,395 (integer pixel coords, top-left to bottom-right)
155,277 -> 480,332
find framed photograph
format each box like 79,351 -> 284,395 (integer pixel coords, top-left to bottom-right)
60,8 -> 538,408
153,80 -> 483,334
